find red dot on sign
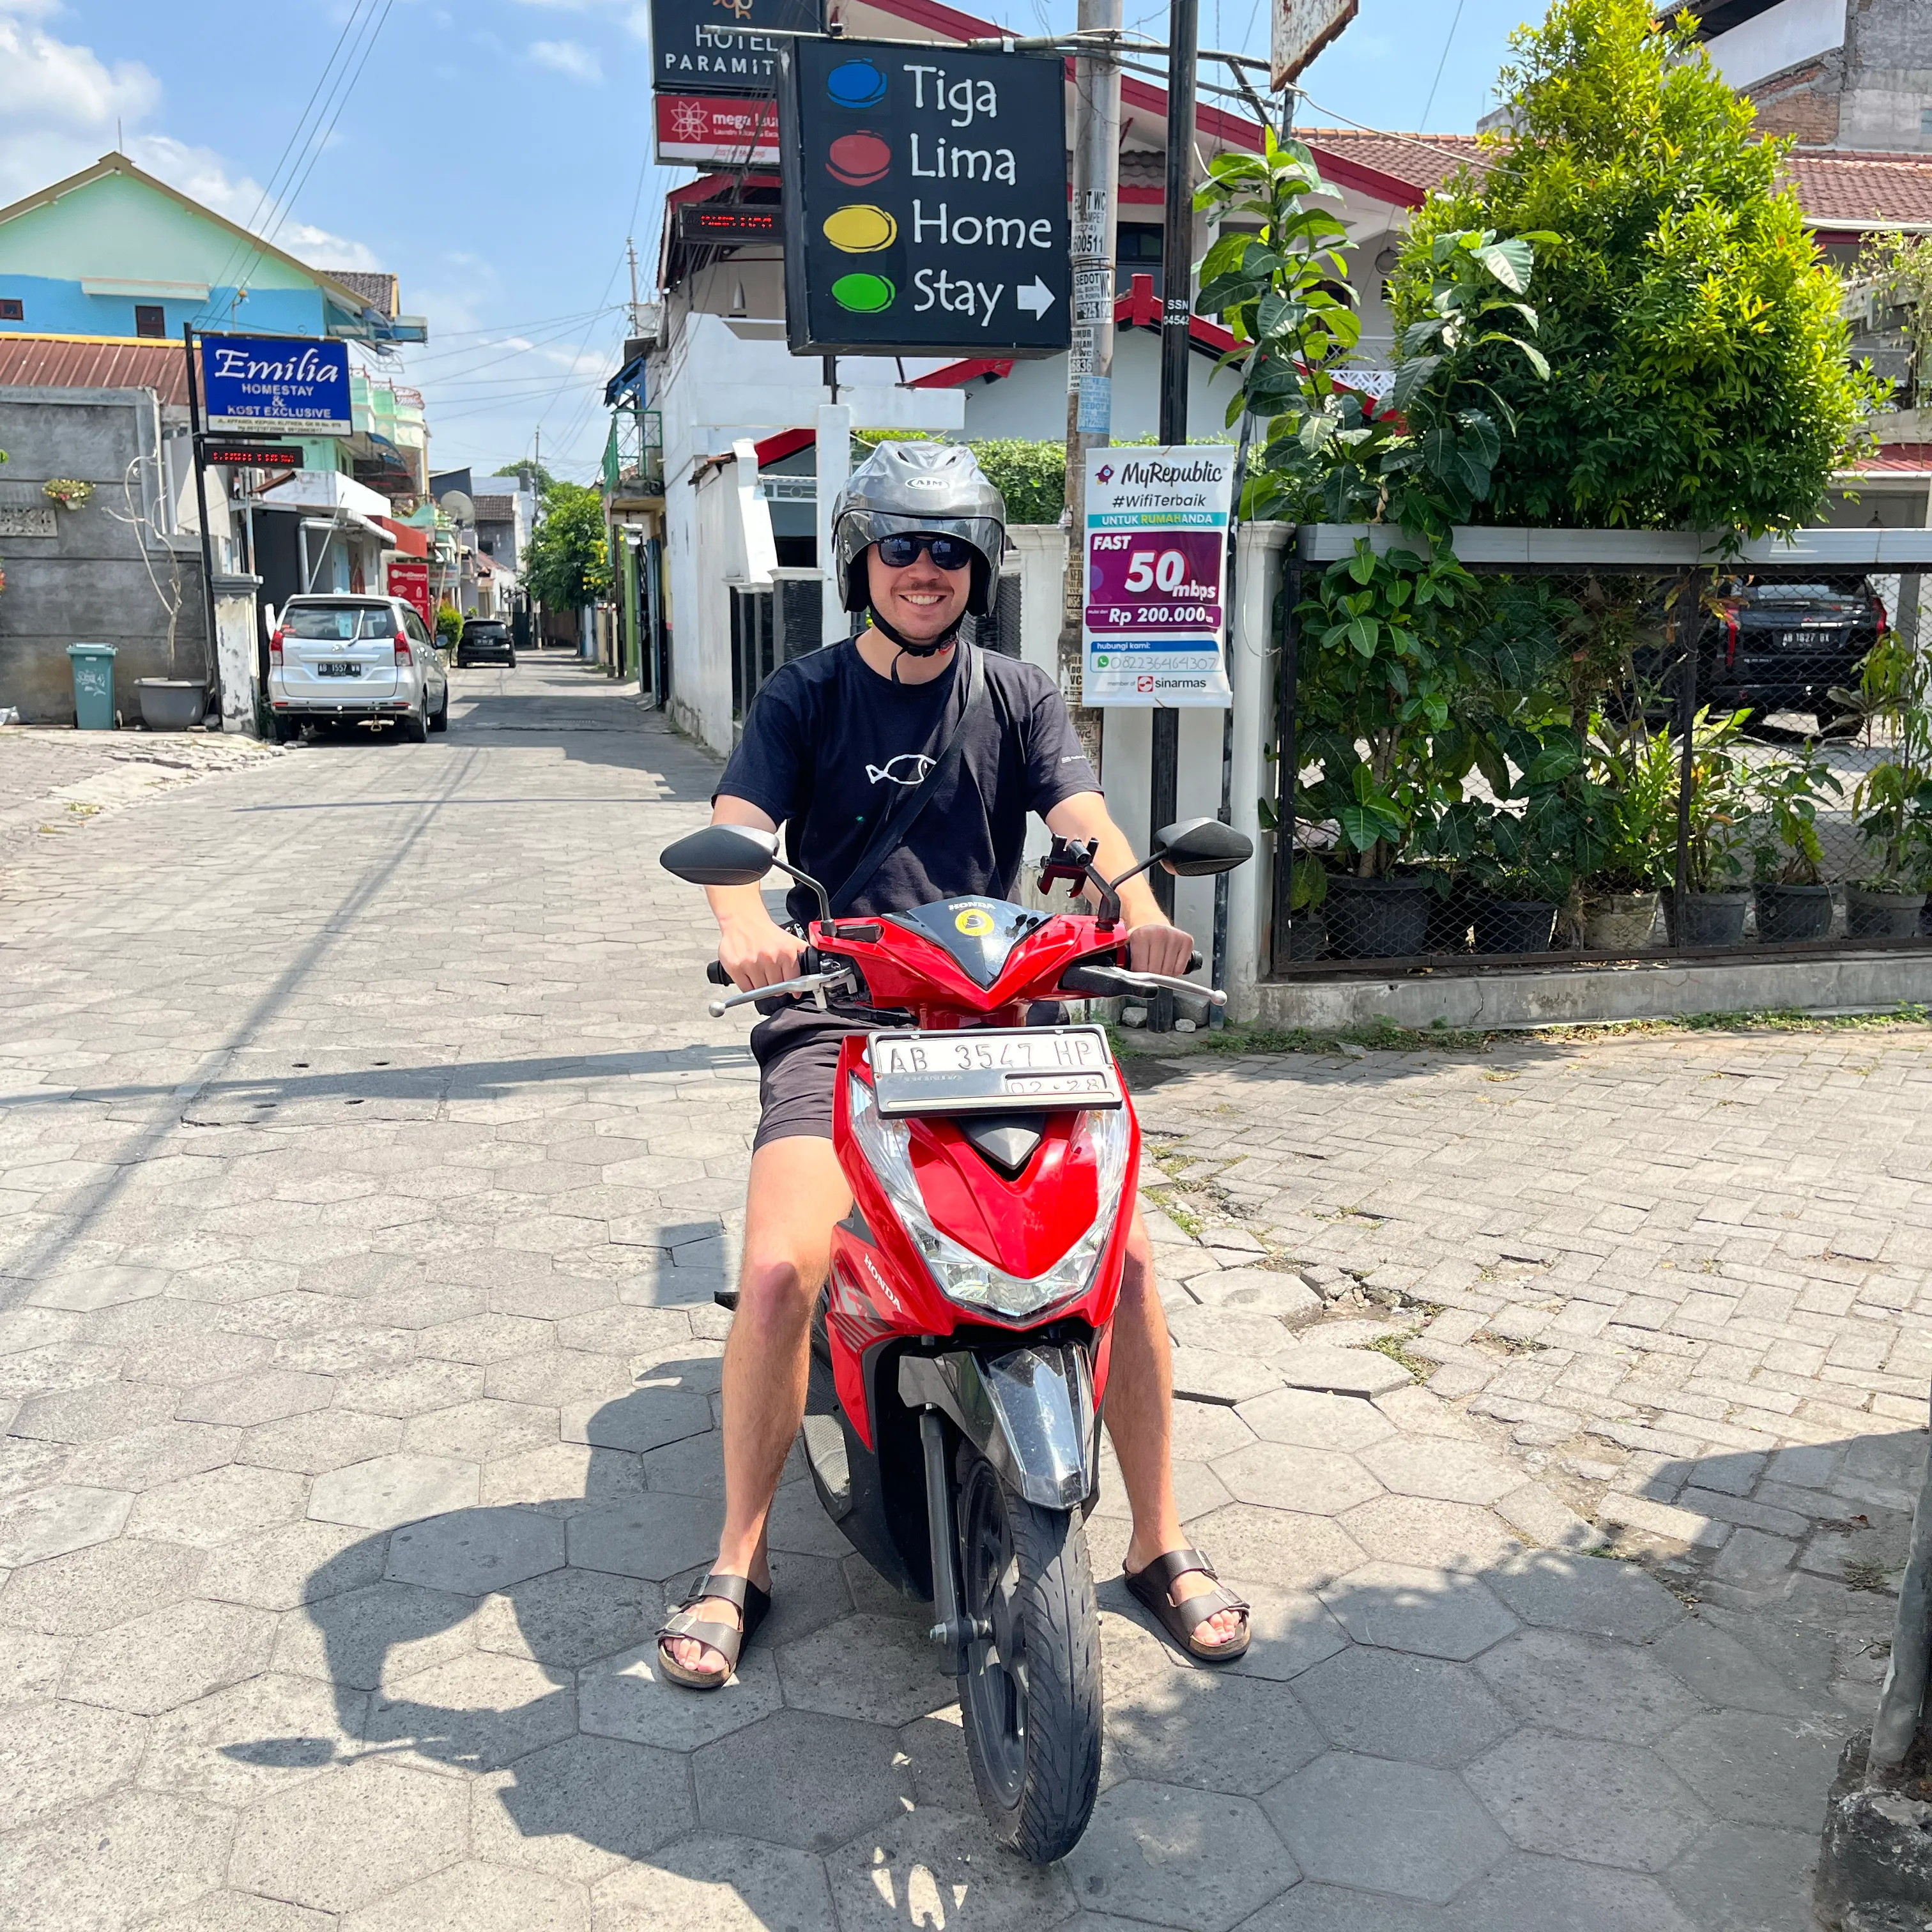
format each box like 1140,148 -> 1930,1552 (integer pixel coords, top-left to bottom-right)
827,132 -> 891,185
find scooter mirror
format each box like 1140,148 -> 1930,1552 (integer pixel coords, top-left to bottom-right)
1153,816 -> 1254,877
659,824 -> 779,887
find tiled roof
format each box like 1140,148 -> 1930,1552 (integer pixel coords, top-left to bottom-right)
1790,150 -> 1932,229
0,333 -> 189,404
470,494 -> 516,521
1857,443 -> 1932,473
1300,128 -> 1483,201
323,270 -> 399,315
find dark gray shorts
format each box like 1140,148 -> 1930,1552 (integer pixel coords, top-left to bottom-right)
748,1008 -> 866,1151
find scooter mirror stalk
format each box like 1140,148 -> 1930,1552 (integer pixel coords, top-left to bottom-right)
659,825 -> 834,921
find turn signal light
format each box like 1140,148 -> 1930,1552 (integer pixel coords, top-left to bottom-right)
393,631 -> 412,665
269,628 -> 285,663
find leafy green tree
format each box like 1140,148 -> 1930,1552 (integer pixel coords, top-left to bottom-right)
520,481 -> 611,611
1402,0 -> 1879,535
493,460 -> 559,499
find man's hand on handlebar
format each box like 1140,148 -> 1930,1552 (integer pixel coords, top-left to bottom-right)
1126,920 -> 1195,978
717,909 -> 804,992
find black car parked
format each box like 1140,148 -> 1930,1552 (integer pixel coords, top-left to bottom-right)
456,619 -> 516,668
1698,578 -> 1882,732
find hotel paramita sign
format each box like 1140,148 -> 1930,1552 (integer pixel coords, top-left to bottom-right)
648,0 -> 822,93
778,39 -> 1070,357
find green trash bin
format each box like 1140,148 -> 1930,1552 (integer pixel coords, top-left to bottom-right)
67,641 -> 116,730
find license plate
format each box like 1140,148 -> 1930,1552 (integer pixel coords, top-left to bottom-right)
318,661 -> 360,677
870,1025 -> 1123,1117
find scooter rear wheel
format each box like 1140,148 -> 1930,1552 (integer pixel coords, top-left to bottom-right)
955,1447 -> 1102,1862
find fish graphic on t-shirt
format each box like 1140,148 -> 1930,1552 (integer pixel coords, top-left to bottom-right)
865,754 -> 935,786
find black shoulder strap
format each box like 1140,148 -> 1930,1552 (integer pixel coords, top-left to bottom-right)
826,643 -> 988,919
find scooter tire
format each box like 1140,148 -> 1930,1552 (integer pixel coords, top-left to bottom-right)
954,1448 -> 1102,1863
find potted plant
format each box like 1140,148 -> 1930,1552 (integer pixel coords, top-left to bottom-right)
1669,707 -> 1754,946
1282,850 -> 1330,960
1577,712 -> 1673,949
1747,750 -> 1843,941
42,477 -> 93,510
1831,628 -> 1932,937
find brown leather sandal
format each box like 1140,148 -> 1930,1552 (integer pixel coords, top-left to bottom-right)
1124,1547 -> 1251,1663
656,1571 -> 771,1690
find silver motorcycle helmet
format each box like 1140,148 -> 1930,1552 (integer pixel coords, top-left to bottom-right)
830,440 -> 1007,622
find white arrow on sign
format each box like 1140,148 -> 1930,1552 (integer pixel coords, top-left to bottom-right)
1016,279 -> 1056,318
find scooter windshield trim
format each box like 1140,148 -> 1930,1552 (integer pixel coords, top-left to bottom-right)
847,1073 -> 1132,1321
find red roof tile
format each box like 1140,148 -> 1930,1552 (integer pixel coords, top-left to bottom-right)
0,334 -> 191,404
1789,150 -> 1932,229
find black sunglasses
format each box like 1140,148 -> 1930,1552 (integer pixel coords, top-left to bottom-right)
875,532 -> 975,571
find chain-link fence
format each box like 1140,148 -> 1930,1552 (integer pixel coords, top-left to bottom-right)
1269,547 -> 1932,974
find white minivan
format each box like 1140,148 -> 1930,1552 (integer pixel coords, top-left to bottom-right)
268,595 -> 450,744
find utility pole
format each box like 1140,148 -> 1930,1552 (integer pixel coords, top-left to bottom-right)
1057,0 -> 1123,775
1151,0 -> 1199,922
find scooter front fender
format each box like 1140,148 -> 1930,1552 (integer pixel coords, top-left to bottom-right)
898,1342 -> 1098,1511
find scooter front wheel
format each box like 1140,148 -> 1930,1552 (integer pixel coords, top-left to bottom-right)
954,1446 -> 1102,1862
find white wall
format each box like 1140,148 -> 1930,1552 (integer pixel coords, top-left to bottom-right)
956,330 -> 1244,443
1705,0 -> 1846,86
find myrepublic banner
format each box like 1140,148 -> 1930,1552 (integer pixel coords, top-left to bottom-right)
1081,446 -> 1234,707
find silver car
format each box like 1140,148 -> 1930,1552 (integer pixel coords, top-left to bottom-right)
268,595 -> 450,743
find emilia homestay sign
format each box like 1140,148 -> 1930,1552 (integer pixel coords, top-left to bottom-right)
199,334 -> 352,437
778,38 -> 1070,356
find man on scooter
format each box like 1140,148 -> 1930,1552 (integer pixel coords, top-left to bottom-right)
658,440 -> 1250,1687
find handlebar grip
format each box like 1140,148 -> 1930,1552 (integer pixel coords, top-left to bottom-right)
706,961 -> 732,986
799,946 -> 823,976
1189,951 -> 1204,974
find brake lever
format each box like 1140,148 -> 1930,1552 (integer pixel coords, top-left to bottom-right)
1071,965 -> 1229,1010
708,967 -> 855,1019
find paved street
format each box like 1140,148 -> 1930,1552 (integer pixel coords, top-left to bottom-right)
1,658 -> 1927,1931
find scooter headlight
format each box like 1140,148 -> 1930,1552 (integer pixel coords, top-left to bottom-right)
847,1075 -> 1132,1320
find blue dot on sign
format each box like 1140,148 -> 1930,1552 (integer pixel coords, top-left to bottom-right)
826,59 -> 887,107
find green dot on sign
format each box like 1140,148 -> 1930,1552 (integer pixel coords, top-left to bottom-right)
831,272 -> 895,314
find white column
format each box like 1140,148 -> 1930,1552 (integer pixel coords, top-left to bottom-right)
1226,521 -> 1293,1023
816,403 -> 852,647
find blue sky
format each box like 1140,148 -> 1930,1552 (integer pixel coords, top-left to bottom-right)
3,0 -> 1538,480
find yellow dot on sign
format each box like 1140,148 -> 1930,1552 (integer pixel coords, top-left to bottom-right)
955,908 -> 995,937
822,204 -> 898,254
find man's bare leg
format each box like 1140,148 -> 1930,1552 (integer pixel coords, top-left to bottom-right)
664,1135 -> 851,1678
1105,1209 -> 1246,1648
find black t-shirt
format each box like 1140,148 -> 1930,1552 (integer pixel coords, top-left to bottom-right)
716,638 -> 1100,926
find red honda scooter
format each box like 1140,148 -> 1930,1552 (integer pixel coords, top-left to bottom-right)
659,817 -> 1251,1862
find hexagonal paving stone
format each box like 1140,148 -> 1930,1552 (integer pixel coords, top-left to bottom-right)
0,1483 -> 132,1566
562,1384 -> 712,1455
383,1505 -> 564,1595
62,1596 -> 279,1714
1294,1647 -> 1516,1767
238,1409 -> 403,1475
1187,1504 -> 1367,1594
0,1627 -> 70,1704
554,1305 -> 694,1356
1476,1630 -> 1706,1745
143,1893 -> 335,1932
1464,1729 -> 1712,1871
64,1421 -> 241,1492
229,1758 -> 467,1914
1218,1583 -> 1351,1684
1648,1614 -> 1820,1719
309,1453 -> 479,1530
827,1804 -> 1078,1930
1213,1441 -> 1385,1518
334,1360 -> 486,1418
481,1440 -> 646,1511
127,1464 -> 309,1547
1169,1350 -> 1285,1406
592,1834 -> 839,1932
0,1697 -> 147,1827
1240,1883 -> 1451,1931
12,1379 -> 180,1443
1265,1752 -> 1510,1904
140,1673 -> 367,1805
1319,1563 -> 1519,1661
367,1650 -> 576,1772
418,1312 -> 554,1365
471,1734 -> 696,1882
565,1492 -> 723,1581
1062,1781 -> 1300,1932
1441,1851 -> 1700,1932
402,1398 -> 560,1464
1654,1708 -> 1843,1830
1485,1554 -> 1686,1643
0,1534 -> 204,1633
1236,1387 -> 1398,1453
174,1371 -> 336,1429
579,1636 -> 784,1751
0,1787 -> 233,1932
339,1858 -> 588,1932
693,1707 -> 909,1851
1339,1497 -> 1528,1575
474,1566 -> 661,1667
197,1519 -> 388,1610
1356,1438 -> 1523,1507
776,1612 -> 957,1726
1660,1823 -> 1820,1932
274,1579 -> 479,1692
26,1264 -> 170,1310
1106,1655 -> 1324,1793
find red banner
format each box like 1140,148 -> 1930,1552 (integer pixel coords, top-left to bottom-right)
387,558 -> 431,628
655,94 -> 779,165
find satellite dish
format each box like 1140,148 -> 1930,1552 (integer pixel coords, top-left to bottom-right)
438,489 -> 475,526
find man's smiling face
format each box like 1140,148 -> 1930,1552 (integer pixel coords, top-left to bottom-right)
865,538 -> 970,644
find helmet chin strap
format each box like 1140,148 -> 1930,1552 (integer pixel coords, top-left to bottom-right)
866,602 -> 963,681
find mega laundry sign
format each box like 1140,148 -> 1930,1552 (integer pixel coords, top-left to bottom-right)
200,334 -> 352,436
648,0 -> 822,94
778,40 -> 1069,356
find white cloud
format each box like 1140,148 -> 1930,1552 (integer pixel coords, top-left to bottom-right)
0,6 -> 158,200
529,38 -> 602,82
